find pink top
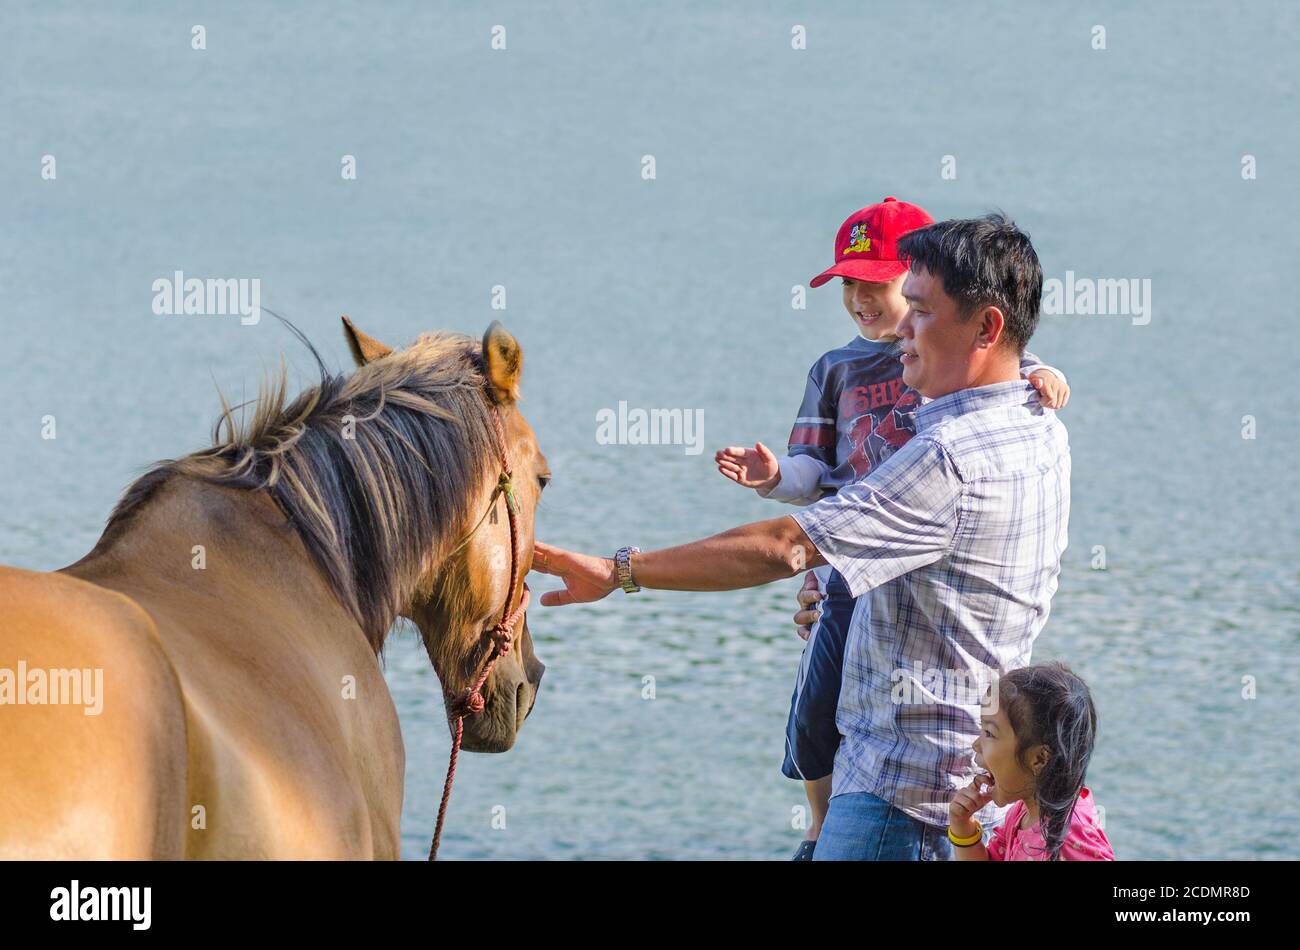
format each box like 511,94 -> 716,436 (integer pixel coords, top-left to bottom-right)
986,787 -> 1115,861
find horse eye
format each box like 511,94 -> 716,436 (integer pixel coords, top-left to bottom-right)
537,474 -> 551,490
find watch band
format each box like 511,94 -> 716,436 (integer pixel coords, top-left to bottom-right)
614,546 -> 641,593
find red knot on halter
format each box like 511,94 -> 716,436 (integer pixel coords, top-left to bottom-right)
444,585 -> 531,720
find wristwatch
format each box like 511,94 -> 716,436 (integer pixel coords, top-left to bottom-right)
614,546 -> 641,593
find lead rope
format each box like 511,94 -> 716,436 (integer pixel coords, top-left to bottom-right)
428,407 -> 528,861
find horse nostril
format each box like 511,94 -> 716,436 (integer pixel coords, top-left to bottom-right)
514,683 -> 528,730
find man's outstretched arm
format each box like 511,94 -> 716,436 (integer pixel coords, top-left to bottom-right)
533,516 -> 825,606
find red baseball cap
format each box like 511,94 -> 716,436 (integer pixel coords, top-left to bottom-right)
809,197 -> 935,288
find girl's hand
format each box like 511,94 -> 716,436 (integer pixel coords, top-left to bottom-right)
715,443 -> 781,491
949,773 -> 995,834
1028,370 -> 1070,409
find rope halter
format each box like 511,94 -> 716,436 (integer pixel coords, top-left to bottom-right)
428,404 -> 529,860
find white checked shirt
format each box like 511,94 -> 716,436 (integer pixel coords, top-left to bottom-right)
792,379 -> 1071,829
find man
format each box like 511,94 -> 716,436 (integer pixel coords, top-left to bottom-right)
534,213 -> 1071,860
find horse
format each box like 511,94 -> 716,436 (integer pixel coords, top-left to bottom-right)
0,318 -> 548,859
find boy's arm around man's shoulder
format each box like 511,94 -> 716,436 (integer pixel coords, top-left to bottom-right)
1020,349 -> 1067,386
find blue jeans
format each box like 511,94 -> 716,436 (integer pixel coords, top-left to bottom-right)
811,790 -> 953,861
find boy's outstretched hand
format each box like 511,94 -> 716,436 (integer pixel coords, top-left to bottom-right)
715,442 -> 781,491
1028,370 -> 1070,409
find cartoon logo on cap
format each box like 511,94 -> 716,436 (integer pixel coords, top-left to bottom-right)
843,222 -> 872,255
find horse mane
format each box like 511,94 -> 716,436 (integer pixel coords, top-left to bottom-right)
96,327 -> 498,649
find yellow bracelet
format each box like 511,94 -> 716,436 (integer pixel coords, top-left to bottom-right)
947,822 -> 983,847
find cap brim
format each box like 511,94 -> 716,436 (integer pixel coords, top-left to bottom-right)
809,258 -> 909,288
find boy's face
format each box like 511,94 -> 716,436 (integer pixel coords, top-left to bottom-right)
841,273 -> 909,341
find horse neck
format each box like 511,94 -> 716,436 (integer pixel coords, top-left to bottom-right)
63,474 -> 380,650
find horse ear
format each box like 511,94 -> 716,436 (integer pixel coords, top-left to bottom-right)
482,321 -> 522,404
341,315 -> 393,366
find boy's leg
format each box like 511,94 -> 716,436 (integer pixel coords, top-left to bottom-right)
791,777 -> 832,860
781,570 -> 855,857
806,775 -> 832,839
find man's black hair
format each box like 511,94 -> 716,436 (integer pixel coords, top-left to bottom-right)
897,212 -> 1043,353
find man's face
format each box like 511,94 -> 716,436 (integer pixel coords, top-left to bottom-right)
896,267 -> 985,398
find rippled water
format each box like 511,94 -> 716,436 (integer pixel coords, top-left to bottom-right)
2,1 -> 1296,859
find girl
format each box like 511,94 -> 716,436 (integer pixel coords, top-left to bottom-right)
949,661 -> 1115,861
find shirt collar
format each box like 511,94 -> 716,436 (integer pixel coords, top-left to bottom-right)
915,379 -> 1036,433
848,335 -> 901,354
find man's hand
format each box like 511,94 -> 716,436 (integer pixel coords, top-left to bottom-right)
793,570 -> 823,640
715,442 -> 781,491
1027,370 -> 1070,409
532,541 -> 619,606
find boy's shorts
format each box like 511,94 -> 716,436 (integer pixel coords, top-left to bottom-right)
781,566 -> 855,781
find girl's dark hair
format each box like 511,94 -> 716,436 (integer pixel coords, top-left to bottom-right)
999,661 -> 1097,861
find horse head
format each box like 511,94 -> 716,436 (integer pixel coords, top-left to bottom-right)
342,317 -> 547,753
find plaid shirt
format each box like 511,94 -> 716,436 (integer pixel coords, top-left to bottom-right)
792,380 -> 1071,828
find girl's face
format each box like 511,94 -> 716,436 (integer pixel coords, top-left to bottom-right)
972,705 -> 1047,809
841,274 -> 909,341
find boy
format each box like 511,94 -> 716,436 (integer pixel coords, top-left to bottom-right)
714,197 -> 1069,860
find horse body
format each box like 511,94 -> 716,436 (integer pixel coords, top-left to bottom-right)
0,567 -> 189,859
0,321 -> 545,859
